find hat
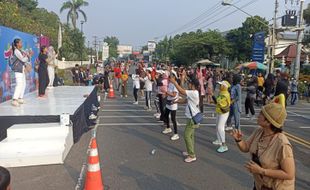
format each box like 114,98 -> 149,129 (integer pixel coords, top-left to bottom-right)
217,81 -> 231,88
262,103 -> 287,128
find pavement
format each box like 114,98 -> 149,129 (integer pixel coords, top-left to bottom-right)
8,82 -> 310,190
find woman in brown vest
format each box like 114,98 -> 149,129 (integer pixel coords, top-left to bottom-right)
231,103 -> 295,190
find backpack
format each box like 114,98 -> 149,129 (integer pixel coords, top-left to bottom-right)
8,54 -> 19,70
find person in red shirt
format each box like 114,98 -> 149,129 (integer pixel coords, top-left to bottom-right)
114,64 -> 121,91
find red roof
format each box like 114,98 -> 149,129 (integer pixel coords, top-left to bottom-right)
275,44 -> 307,64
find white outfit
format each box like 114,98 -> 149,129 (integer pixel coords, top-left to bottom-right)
132,75 -> 140,89
48,66 -> 55,87
185,90 -> 200,119
144,74 -> 153,92
166,83 -> 179,111
13,49 -> 28,100
216,112 -> 230,143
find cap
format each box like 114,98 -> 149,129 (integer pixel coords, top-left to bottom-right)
217,80 -> 231,88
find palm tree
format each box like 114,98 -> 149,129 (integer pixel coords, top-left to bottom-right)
60,0 -> 89,29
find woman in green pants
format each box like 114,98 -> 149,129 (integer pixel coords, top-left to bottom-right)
170,75 -> 200,163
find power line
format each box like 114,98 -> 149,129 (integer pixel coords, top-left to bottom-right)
200,0 -> 259,30
155,1 -> 222,39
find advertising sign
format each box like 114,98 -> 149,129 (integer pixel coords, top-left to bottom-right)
252,32 -> 265,63
0,26 -> 39,103
102,42 -> 109,61
147,40 -> 156,52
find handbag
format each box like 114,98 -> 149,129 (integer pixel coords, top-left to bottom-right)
188,104 -> 203,125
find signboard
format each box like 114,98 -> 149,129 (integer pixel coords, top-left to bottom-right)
0,26 -> 39,103
147,40 -> 156,52
252,32 -> 265,63
117,45 -> 133,56
102,42 -> 109,61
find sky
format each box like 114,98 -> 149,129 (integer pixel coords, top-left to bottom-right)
37,0 -> 309,48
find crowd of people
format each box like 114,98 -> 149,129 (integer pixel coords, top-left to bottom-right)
93,60 -> 297,189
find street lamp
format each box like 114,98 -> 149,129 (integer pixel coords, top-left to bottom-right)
222,1 -> 274,73
80,21 -> 85,66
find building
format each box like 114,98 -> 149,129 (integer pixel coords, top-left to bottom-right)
117,45 -> 133,58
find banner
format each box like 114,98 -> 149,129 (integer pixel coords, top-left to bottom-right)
252,32 -> 265,63
0,26 -> 39,103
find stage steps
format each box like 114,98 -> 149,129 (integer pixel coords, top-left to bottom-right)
0,123 -> 73,167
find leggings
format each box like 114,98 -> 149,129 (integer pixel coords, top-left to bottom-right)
164,108 -> 178,134
159,94 -> 167,121
133,87 -> 139,102
145,91 -> 152,108
154,95 -> 160,113
245,97 -> 255,115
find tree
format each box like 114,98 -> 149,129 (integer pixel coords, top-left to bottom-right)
60,0 -> 88,29
226,16 -> 268,61
304,3 -> 310,26
104,36 -> 119,58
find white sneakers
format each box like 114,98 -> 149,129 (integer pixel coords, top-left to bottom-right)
225,126 -> 234,131
18,99 -> 25,104
170,134 -> 179,141
184,156 -> 197,163
162,128 -> 172,134
11,100 -> 20,107
212,140 -> 222,145
217,145 -> 228,153
133,101 -> 138,105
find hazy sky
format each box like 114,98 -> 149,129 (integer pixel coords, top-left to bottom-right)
37,0 -> 309,47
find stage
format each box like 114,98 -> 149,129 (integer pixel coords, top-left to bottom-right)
0,86 -> 99,142
0,86 -> 99,167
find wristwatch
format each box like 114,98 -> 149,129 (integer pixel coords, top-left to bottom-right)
235,139 -> 242,143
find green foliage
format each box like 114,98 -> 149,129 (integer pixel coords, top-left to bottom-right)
0,1 -> 88,61
226,16 -> 269,62
60,0 -> 89,29
104,36 -> 119,58
304,3 -> 310,26
155,30 -> 230,66
274,59 -> 282,68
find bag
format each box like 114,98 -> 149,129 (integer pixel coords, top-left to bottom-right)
188,105 -> 203,125
8,55 -> 19,70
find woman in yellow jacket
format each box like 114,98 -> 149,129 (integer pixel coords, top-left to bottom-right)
213,81 -> 231,153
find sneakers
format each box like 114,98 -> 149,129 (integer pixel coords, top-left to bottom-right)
184,156 -> 197,163
171,134 -> 180,141
217,145 -> 228,153
182,152 -> 189,157
133,101 -> 138,105
162,128 -> 172,134
155,114 -> 161,119
18,99 -> 25,104
147,108 -> 152,111
225,126 -> 234,131
246,114 -> 250,118
144,106 -> 148,110
120,95 -> 123,98
89,113 -> 97,120
153,113 -> 160,117
250,115 -> 256,120
212,140 -> 222,145
125,95 -> 128,98
11,100 -> 20,107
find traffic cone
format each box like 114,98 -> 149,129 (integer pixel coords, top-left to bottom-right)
84,138 -> 104,190
108,82 -> 115,98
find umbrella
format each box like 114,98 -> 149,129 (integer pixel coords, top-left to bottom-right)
236,61 -> 267,70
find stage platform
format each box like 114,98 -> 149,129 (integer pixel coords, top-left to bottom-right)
0,86 -> 99,167
0,86 -> 99,142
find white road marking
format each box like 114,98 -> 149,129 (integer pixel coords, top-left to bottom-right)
97,123 -> 257,128
287,111 -> 310,120
299,126 -> 310,129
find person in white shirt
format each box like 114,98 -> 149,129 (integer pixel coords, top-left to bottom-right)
142,70 -> 153,110
11,39 -> 31,107
47,46 -> 57,88
162,70 -> 180,141
170,75 -> 201,163
132,73 -> 140,104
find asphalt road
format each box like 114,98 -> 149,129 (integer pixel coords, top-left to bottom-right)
8,81 -> 310,190
96,89 -> 310,190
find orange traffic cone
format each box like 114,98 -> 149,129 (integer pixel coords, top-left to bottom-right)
108,82 -> 115,98
84,138 -> 104,190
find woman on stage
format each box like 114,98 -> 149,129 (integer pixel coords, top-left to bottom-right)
38,46 -> 50,98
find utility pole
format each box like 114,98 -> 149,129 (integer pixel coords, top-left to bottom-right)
80,21 -> 85,66
270,0 -> 279,74
267,26 -> 272,75
93,36 -> 99,64
294,0 -> 305,80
